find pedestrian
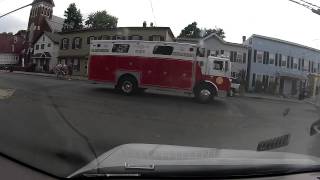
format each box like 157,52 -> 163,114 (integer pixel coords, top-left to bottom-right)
67,63 -> 73,80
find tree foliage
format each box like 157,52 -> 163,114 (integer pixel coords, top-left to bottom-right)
178,22 -> 201,38
202,28 -> 226,39
178,22 -> 226,39
63,3 -> 83,32
85,10 -> 118,29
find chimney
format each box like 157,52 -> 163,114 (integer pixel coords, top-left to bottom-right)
143,21 -> 147,28
150,22 -> 154,27
242,36 -> 246,43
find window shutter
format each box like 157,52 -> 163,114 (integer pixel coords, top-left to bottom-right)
60,40 -> 63,49
72,38 -> 75,49
253,50 -> 257,63
79,38 -> 82,48
87,37 -> 90,44
149,36 -> 153,41
160,36 -> 165,41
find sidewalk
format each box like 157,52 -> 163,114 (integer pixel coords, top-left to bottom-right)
304,96 -> 320,108
240,93 -> 302,104
4,71 -> 88,81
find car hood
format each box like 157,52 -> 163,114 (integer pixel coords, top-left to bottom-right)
68,143 -> 320,178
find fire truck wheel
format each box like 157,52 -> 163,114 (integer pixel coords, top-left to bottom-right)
118,76 -> 138,95
195,85 -> 214,103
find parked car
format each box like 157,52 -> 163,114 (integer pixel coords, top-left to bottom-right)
228,77 -> 241,97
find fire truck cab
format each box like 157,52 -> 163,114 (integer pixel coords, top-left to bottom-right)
89,40 -> 231,103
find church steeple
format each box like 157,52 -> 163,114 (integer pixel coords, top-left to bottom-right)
32,0 -> 55,7
26,0 -> 55,43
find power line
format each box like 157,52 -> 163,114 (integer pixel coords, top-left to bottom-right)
300,0 -> 320,8
288,0 -> 320,15
0,2 -> 33,19
149,0 -> 157,26
289,0 -> 312,9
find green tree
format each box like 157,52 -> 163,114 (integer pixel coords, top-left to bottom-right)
85,10 -> 118,29
178,22 -> 201,38
62,3 -> 83,31
203,27 -> 226,39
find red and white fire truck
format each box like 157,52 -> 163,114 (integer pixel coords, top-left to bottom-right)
89,40 -> 231,103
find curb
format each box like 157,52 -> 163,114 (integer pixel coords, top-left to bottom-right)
304,100 -> 320,108
6,71 -> 88,81
238,94 -> 301,104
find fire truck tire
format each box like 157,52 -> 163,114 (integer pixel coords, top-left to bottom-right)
117,76 -> 138,95
194,84 -> 215,104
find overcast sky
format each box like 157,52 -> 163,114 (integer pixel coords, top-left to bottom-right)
1,0 -> 320,49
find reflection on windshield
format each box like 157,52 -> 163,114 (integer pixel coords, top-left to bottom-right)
0,0 -> 320,178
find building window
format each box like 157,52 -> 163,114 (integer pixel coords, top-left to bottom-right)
41,44 -> 45,49
197,48 -> 205,57
221,50 -> 224,55
298,58 -> 301,70
290,57 -> 294,69
236,53 -> 242,63
129,35 -> 143,40
253,50 -> 257,63
282,57 -> 287,67
230,51 -> 237,62
262,51 -> 269,64
112,36 -> 125,40
87,36 -> 96,44
112,44 -> 130,53
153,46 -> 174,55
269,53 -> 274,65
35,44 -> 39,50
294,58 -> 298,69
243,53 -> 247,64
149,35 -> 164,41
47,43 -> 51,47
73,37 -> 82,49
61,38 -> 69,49
42,36 -> 45,41
102,35 -> 110,40
256,51 -> 263,63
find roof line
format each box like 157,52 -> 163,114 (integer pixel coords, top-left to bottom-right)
202,33 -> 247,47
250,34 -> 320,53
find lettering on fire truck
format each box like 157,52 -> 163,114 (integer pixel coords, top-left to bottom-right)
89,40 -> 231,103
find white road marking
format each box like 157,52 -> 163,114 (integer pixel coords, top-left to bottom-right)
0,89 -> 15,99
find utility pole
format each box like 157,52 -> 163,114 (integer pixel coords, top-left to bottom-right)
289,0 -> 320,15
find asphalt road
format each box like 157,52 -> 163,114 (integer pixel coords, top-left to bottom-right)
0,72 -> 319,178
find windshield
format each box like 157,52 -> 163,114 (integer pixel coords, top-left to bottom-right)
1,0 -> 320,179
